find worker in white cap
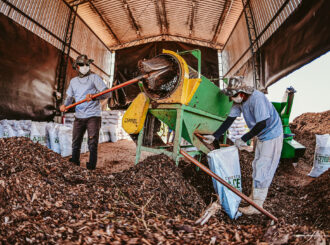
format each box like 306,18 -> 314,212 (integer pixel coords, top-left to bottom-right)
203,76 -> 283,216
60,54 -> 111,170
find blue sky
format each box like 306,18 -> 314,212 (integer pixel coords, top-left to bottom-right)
266,51 -> 330,122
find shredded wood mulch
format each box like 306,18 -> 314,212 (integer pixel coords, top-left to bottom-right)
0,135 -> 328,244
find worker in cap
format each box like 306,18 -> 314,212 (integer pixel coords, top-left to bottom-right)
203,76 -> 283,216
60,54 -> 112,170
72,54 -> 94,78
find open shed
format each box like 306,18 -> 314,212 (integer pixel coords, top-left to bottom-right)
0,0 -> 329,119
0,1 -> 330,244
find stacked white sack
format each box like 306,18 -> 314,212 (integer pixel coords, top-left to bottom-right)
63,110 -> 131,143
0,120 -> 88,157
106,110 -> 131,142
228,117 -> 249,144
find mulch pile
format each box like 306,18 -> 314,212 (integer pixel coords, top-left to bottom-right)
114,154 -> 206,219
0,138 -> 266,244
290,110 -> 330,135
0,137 -> 326,244
290,110 -> 330,165
0,110 -> 329,244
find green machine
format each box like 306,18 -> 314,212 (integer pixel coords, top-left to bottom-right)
272,87 -> 306,158
122,50 -> 305,164
122,49 -> 232,165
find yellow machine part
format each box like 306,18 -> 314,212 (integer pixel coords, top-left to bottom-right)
156,49 -> 201,105
122,92 -> 149,134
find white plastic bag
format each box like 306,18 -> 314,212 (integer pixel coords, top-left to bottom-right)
308,134 -> 330,177
58,125 -> 73,157
30,122 -> 47,146
46,123 -> 61,154
1,120 -> 17,138
207,146 -> 242,219
19,120 -> 32,131
15,123 -> 28,138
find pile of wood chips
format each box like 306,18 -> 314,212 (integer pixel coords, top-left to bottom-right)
0,137 -> 327,244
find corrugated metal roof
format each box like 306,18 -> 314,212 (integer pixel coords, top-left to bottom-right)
64,0 -> 244,50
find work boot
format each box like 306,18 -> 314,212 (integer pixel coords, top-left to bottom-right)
69,158 -> 80,166
239,188 -> 268,215
86,162 -> 96,170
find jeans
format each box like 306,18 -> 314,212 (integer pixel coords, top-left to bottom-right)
71,116 -> 101,168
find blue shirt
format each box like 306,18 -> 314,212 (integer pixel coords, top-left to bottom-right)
229,90 -> 283,141
65,74 -> 108,119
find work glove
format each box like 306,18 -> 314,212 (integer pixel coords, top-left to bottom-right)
203,135 -> 215,144
235,138 -> 246,149
195,201 -> 221,225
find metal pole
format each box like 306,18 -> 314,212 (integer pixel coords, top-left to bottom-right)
180,150 -> 278,222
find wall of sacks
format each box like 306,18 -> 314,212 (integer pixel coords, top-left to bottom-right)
0,110 -> 131,157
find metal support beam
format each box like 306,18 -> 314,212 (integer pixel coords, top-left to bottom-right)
189,0 -> 197,37
212,0 -> 231,43
122,0 -> 141,37
242,0 -> 260,89
86,0 -> 120,44
55,4 -> 78,112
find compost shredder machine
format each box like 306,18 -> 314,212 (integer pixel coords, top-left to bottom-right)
122,49 -> 305,164
122,49 -> 233,165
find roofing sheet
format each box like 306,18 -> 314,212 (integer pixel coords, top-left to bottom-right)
68,0 -> 244,50
2,0 -> 301,52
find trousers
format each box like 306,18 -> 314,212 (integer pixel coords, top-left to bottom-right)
71,116 -> 101,167
252,135 -> 283,188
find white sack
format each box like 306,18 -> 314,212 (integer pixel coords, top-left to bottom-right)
47,123 -> 61,154
1,120 -> 17,138
207,146 -> 242,219
308,134 -> 330,177
58,125 -> 73,157
30,122 -> 47,146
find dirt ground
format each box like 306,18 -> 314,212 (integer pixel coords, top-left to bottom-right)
79,140 -> 153,173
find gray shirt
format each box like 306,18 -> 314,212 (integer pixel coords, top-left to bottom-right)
65,73 -> 109,118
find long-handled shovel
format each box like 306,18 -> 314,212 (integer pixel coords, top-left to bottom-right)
64,74 -> 149,111
180,149 -> 278,222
